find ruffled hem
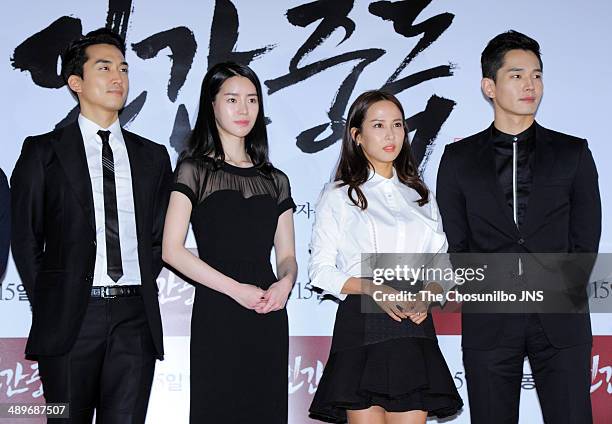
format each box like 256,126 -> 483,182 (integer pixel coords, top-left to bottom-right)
309,337 -> 463,423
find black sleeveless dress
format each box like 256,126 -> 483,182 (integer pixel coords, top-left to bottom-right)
172,157 -> 295,423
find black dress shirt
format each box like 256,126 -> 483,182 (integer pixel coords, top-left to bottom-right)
491,123 -> 536,228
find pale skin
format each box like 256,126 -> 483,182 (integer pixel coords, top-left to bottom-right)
481,49 -> 543,135
347,406 -> 428,424
343,100 -> 440,424
67,43 -> 129,128
162,76 -> 297,313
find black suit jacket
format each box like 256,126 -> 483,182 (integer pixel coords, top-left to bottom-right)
436,123 -> 601,349
0,168 -> 9,277
11,121 -> 172,358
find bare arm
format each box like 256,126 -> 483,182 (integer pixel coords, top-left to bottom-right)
259,209 -> 298,313
341,277 -> 373,295
274,209 -> 298,287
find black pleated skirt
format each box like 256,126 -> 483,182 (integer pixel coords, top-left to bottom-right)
309,296 -> 463,422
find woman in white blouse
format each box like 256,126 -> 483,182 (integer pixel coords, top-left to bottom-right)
308,91 -> 462,424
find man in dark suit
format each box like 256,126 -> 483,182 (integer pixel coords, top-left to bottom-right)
0,168 -> 9,277
11,28 -> 171,423
437,31 -> 600,423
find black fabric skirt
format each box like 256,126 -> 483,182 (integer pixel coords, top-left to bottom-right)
309,296 -> 463,422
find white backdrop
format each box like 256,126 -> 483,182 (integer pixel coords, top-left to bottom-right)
0,1 -> 611,423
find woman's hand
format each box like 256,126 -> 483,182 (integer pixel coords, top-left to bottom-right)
405,290 -> 434,325
366,284 -> 412,323
406,299 -> 430,325
231,284 -> 266,310
256,278 -> 293,314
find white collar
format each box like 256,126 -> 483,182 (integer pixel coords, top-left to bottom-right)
78,114 -> 124,146
364,167 -> 400,187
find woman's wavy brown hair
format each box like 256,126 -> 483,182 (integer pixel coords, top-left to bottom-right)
334,90 -> 429,209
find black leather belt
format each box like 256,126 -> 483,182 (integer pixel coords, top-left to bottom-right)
90,285 -> 141,299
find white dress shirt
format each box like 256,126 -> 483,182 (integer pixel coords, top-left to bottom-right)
308,169 -> 448,300
79,114 -> 141,286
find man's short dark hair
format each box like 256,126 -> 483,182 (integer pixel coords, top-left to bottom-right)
61,28 -> 126,84
481,30 -> 542,81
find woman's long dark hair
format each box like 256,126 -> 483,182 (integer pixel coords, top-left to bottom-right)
185,62 -> 270,168
335,90 -> 429,209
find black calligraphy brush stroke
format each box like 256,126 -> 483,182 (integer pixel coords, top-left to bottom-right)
382,64 -> 455,95
119,91 -> 147,127
405,95 -> 455,166
265,48 -> 384,95
290,49 -> 385,153
55,106 -> 81,130
386,13 -> 453,83
286,0 -> 355,70
11,17 -> 82,89
369,0 -> 454,83
106,0 -> 133,40
369,0 -> 436,35
132,27 -> 197,102
295,123 -> 339,154
208,0 -> 274,68
169,104 -> 191,154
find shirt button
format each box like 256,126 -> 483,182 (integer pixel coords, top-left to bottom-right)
518,238 -> 525,245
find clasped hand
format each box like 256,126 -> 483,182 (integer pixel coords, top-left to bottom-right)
233,279 -> 292,314
369,284 -> 430,325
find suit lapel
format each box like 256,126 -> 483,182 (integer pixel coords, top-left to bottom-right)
123,130 -> 149,238
52,122 -> 96,232
474,128 -> 520,236
521,124 -> 555,236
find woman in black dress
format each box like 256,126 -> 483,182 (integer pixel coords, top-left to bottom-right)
162,62 -> 297,423
308,91 -> 462,423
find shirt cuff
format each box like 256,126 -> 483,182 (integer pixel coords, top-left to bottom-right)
310,267 -> 351,301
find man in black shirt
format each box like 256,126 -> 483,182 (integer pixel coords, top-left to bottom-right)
437,31 -> 600,423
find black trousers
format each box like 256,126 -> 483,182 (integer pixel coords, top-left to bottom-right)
38,296 -> 156,424
463,314 -> 592,424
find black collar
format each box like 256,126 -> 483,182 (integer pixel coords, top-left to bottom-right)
491,122 -> 536,146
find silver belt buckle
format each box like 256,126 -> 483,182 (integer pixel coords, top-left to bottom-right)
100,287 -> 116,299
